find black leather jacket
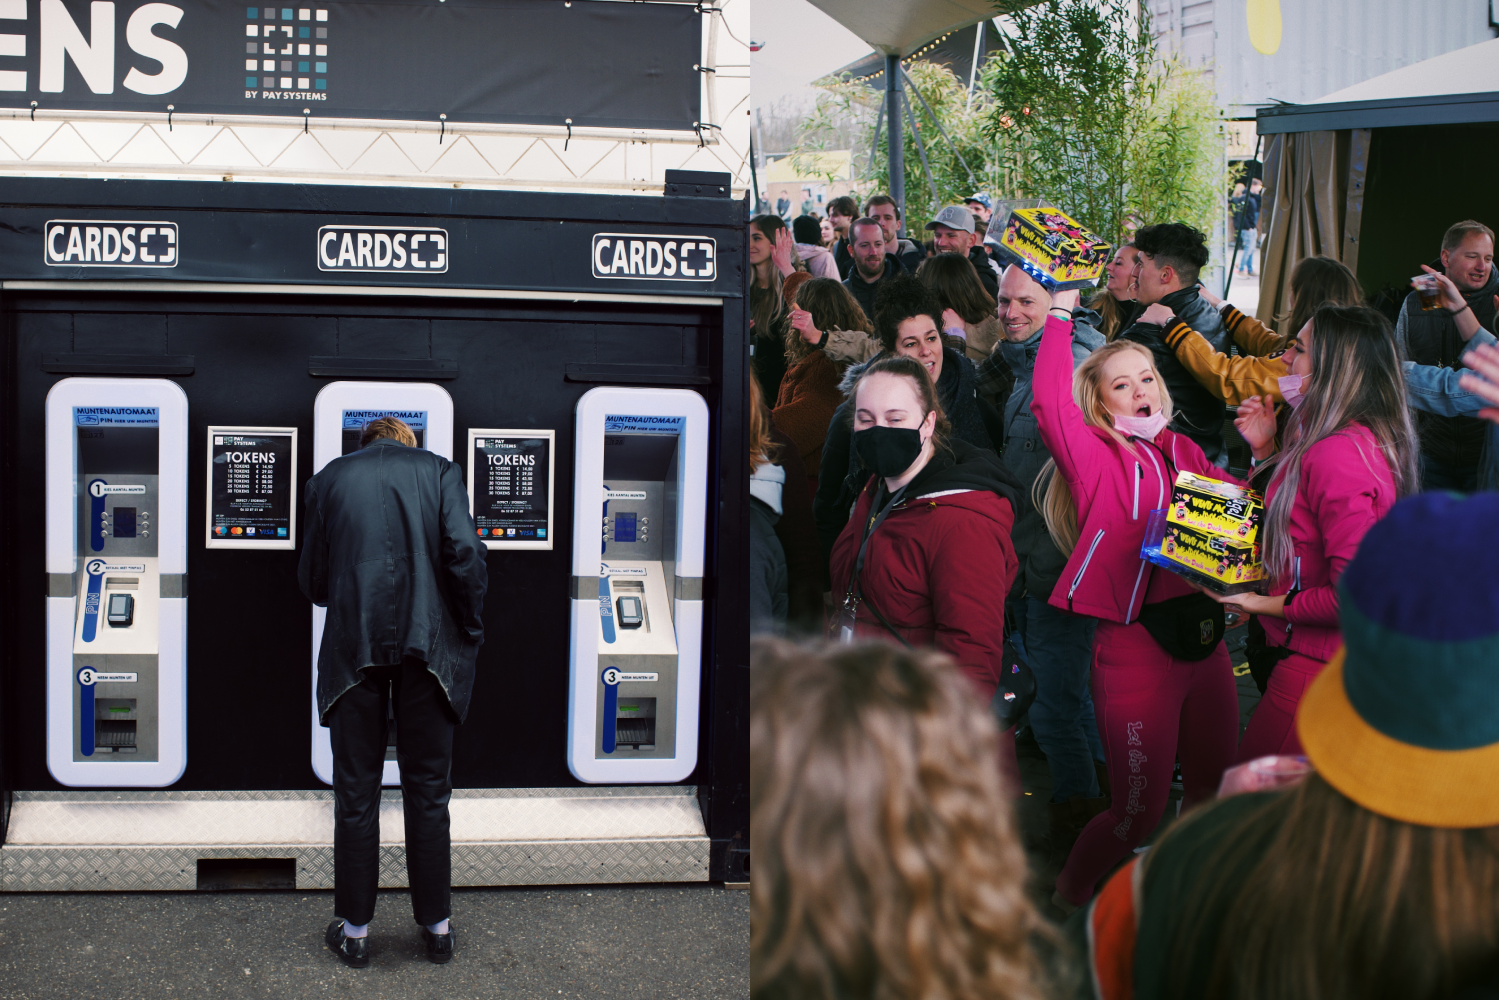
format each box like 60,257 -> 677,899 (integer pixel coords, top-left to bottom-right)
299,438 -> 488,723
1120,284 -> 1232,464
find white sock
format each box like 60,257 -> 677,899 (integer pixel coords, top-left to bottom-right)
344,921 -> 369,939
426,919 -> 450,935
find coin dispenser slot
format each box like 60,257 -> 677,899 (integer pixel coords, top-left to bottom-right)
45,378 -> 188,786
568,388 -> 708,784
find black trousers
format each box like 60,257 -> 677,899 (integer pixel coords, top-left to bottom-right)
328,658 -> 456,926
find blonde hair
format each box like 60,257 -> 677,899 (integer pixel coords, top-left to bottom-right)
1151,773 -> 1497,1000
751,214 -> 799,339
1035,339 -> 1174,554
750,639 -> 1060,1000
1087,241 -> 1137,341
359,416 -> 417,448
749,376 -> 779,473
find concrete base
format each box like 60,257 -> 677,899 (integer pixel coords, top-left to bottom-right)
1,786 -> 708,891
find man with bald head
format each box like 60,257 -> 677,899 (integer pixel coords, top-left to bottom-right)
975,264 -> 1106,859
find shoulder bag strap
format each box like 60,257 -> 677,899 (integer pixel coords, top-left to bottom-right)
846,485 -> 913,648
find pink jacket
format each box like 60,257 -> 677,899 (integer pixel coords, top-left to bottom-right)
1256,425 -> 1397,662
795,243 -> 839,280
1030,316 -> 1220,623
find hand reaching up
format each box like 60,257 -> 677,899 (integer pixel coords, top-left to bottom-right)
1139,302 -> 1175,327
789,308 -> 821,345
771,228 -> 797,278
1460,341 -> 1500,423
1235,395 -> 1279,461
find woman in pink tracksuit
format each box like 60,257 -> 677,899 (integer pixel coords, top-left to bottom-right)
1206,304 -> 1417,761
1029,292 -> 1240,910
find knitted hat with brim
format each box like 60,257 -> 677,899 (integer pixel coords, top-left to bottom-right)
1297,490 -> 1498,829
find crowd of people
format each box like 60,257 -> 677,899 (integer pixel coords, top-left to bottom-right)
748,196 -> 1499,998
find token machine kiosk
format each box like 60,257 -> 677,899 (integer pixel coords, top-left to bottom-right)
44,379 -> 188,787
0,172 -> 750,888
568,388 -> 709,784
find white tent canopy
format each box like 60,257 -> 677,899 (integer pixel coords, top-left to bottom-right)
803,0 -> 997,57
1310,38 -> 1500,104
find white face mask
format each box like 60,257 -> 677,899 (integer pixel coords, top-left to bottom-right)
1112,410 -> 1169,440
1278,373 -> 1308,409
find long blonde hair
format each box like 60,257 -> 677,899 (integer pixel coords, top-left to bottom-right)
1087,241 -> 1137,341
1151,773 -> 1497,1000
1254,305 -> 1418,581
751,214 -> 796,338
1035,339 -> 1174,555
750,639 -> 1061,1000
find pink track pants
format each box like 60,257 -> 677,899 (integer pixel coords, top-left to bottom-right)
1054,619 -> 1240,906
1237,650 -> 1326,762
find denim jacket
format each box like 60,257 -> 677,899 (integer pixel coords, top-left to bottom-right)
1403,329 -> 1498,489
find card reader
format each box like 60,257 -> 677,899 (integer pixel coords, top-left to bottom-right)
616,595 -> 643,628
106,593 -> 135,628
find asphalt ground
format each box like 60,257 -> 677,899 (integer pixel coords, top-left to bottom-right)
0,882 -> 748,1000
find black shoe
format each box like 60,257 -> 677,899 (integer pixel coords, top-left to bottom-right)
421,924 -> 455,964
326,920 -> 370,968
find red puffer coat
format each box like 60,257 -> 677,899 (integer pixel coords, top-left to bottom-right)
828,440 -> 1023,698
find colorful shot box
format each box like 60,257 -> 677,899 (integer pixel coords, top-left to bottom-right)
1161,521 -> 1263,587
987,207 -> 1111,291
1165,472 -> 1263,544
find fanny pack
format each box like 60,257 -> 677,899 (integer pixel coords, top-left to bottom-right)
1136,592 -> 1224,661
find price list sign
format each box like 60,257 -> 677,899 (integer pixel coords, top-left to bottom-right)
467,429 -> 554,550
205,427 -> 298,550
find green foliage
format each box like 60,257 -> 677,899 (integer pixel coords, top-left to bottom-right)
791,60 -> 1015,232
981,0 -> 1225,245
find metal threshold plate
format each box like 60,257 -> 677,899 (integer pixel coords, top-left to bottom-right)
1,787 -> 707,892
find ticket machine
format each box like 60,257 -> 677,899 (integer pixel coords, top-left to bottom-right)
309,381 -> 455,786
44,378 -> 188,787
567,387 -> 709,783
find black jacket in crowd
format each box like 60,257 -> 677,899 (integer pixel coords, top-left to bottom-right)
964,245 -> 1000,302
1237,191 -> 1261,230
1397,261 -> 1500,469
832,237 -> 854,280
299,438 -> 488,724
1119,283 -> 1232,465
841,255 -> 907,323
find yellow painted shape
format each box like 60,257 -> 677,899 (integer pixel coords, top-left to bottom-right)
1246,0 -> 1282,54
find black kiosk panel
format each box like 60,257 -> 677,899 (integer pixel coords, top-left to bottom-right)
0,175 -> 747,881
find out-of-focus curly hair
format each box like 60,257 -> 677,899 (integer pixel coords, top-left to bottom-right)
750,639 -> 1060,1000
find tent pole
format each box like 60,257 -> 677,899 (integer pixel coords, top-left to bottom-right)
965,22 -> 985,113
902,79 -> 940,219
867,100 -> 885,179
903,64 -> 979,190
885,53 -> 905,238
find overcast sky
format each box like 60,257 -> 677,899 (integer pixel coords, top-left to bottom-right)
750,0 -> 873,111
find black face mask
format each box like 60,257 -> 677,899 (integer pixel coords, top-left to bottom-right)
852,425 -> 924,478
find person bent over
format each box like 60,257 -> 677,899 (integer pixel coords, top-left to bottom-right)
299,416 -> 487,967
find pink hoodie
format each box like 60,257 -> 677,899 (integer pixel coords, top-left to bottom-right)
1030,316 -> 1221,623
1253,424 -> 1397,662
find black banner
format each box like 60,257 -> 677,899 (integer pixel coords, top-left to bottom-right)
0,0 -> 701,130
